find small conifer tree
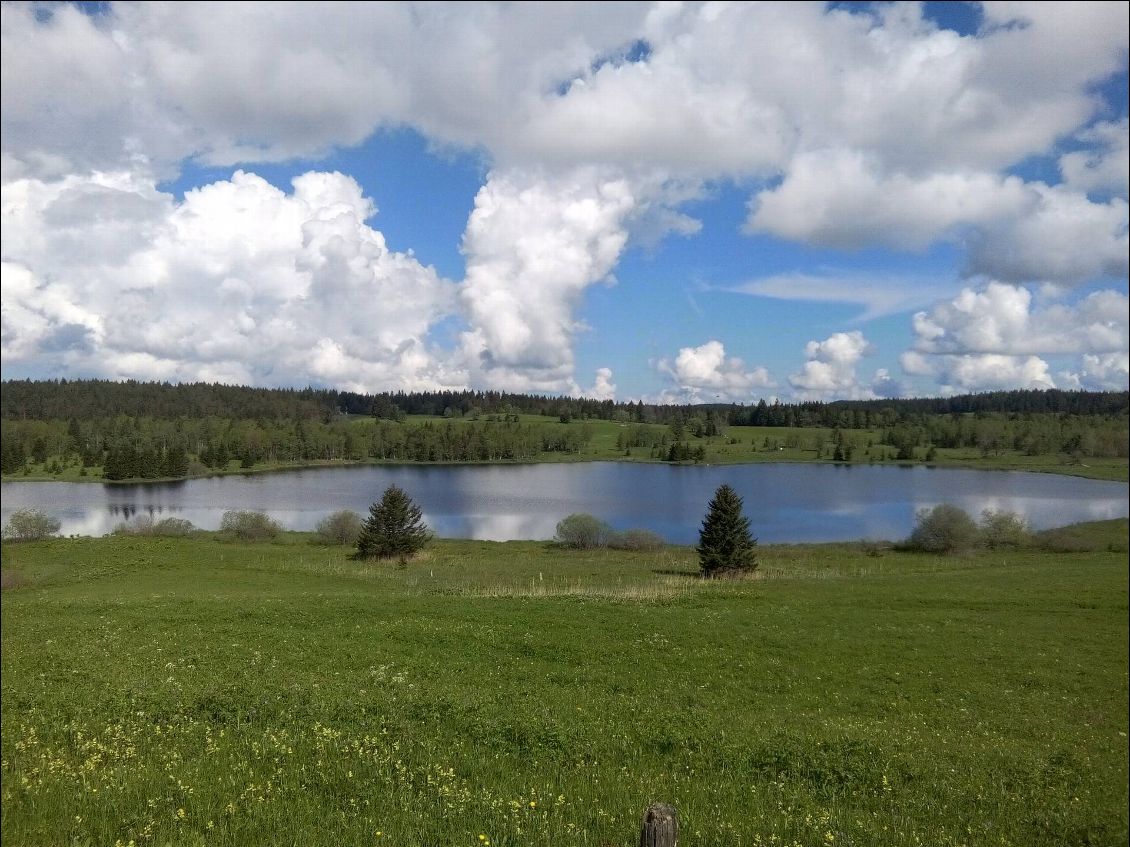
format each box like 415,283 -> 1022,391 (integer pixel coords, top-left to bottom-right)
697,483 -> 758,578
355,485 -> 431,560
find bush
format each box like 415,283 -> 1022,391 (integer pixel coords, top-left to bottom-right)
607,528 -> 666,551
113,515 -> 197,537
2,508 -> 61,542
220,510 -> 281,541
906,504 -> 979,553
315,510 -> 363,546
554,513 -> 613,549
355,486 -> 431,560
979,509 -> 1030,549
154,517 -> 196,537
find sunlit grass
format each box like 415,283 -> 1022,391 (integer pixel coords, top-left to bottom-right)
3,522 -> 1127,845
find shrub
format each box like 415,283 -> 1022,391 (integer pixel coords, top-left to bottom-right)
153,517 -> 197,537
113,515 -> 197,537
979,509 -> 1030,549
607,528 -> 666,551
315,510 -> 363,546
554,513 -> 613,549
2,508 -> 61,542
698,484 -> 758,577
355,486 -> 431,560
220,510 -> 281,541
906,504 -> 979,553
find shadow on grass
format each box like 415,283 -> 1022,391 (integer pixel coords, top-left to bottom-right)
651,568 -> 700,578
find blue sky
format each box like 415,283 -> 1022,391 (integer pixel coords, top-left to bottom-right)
2,1 -> 1127,402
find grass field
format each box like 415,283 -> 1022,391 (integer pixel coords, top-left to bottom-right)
2,521 -> 1128,846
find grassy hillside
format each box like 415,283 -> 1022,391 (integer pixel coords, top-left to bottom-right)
2,522 -> 1128,845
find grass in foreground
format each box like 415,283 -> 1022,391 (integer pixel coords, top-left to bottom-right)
2,522 -> 1128,846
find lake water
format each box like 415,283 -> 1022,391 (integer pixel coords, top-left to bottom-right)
2,463 -> 1126,544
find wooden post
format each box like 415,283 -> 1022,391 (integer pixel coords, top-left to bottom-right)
639,802 -> 677,847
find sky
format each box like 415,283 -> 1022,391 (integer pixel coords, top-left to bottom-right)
1,1 -> 1127,403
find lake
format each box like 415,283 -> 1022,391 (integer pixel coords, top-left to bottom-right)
2,463 -> 1127,544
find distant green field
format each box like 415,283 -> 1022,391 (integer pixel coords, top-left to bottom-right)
3,521 -> 1128,846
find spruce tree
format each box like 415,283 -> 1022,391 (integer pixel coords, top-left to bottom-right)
355,485 -> 431,560
697,483 -> 758,578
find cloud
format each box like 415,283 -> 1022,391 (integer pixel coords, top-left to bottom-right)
657,340 -> 775,402
456,166 -> 637,392
911,353 -> 1057,393
586,367 -> 617,401
746,153 -> 1129,286
0,2 -> 653,179
788,331 -> 878,399
2,2 -> 1129,393
870,368 -> 906,399
911,283 -> 1128,355
746,149 -> 1032,250
731,270 -> 954,321
902,282 -> 1129,392
1059,119 -> 1130,198
1060,353 -> 1130,391
965,185 -> 1129,284
5,2 -> 1126,186
1,170 -> 462,391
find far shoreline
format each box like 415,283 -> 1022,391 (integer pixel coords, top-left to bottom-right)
3,452 -> 1127,484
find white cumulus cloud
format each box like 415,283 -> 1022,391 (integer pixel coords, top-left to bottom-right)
902,282 -> 1129,392
911,283 -> 1128,355
1,170 -> 462,391
788,331 -> 879,399
657,340 -> 775,402
1060,353 -> 1130,392
457,166 -> 637,392
586,367 -> 617,401
926,353 -> 1057,393
2,2 -> 1128,392
746,150 -> 1031,250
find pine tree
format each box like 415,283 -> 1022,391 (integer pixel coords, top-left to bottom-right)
164,445 -> 189,478
697,483 -> 758,578
354,485 -> 431,561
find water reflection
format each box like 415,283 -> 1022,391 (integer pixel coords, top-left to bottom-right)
2,464 -> 1126,544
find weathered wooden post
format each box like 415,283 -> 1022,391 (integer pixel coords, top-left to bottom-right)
639,802 -> 678,847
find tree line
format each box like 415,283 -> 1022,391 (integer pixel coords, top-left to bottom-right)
3,379 -> 1125,427
1,379 -> 1126,479
0,417 -> 594,479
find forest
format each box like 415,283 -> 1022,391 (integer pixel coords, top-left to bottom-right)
3,379 -> 1126,425
1,379 -> 1126,480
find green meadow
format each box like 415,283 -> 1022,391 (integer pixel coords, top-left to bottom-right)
2,521 -> 1128,846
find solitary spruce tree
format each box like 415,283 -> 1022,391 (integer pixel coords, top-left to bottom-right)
697,483 -> 758,578
354,485 -> 431,560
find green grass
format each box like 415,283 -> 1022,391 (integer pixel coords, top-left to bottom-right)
3,523 -> 1128,846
